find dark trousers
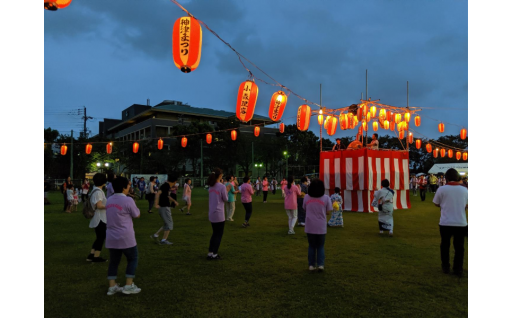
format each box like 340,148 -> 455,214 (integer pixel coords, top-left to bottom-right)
263,191 -> 268,202
420,189 -> 427,201
92,221 -> 107,251
242,202 -> 253,222
209,221 -> 225,254
107,245 -> 138,279
139,190 -> 145,200
63,193 -> 68,211
297,198 -> 305,223
430,184 -> 437,193
146,193 -> 155,211
272,189 -> 276,195
81,193 -> 88,203
439,225 -> 466,272
307,234 -> 326,267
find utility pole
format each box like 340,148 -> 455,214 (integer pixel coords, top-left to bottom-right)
319,83 -> 322,153
82,106 -> 93,139
406,81 -> 410,152
70,130 -> 74,180
251,141 -> 254,177
365,70 -> 368,147
200,139 -> 203,185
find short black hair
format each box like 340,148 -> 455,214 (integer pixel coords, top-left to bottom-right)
300,176 -> 307,183
373,133 -> 378,139
334,187 -> 340,194
93,173 -> 107,186
107,172 -> 116,183
113,176 -> 129,193
168,173 -> 178,183
149,176 -> 155,182
243,176 -> 250,183
381,179 -> 390,188
308,178 -> 325,198
445,168 -> 461,182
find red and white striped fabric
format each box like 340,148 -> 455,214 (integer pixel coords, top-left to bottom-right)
320,149 -> 411,212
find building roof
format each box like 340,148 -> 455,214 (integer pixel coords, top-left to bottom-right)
154,101 -> 271,121
428,163 -> 468,174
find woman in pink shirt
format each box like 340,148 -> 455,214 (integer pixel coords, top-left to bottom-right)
262,176 -> 269,203
303,179 -> 333,272
280,178 -> 287,198
207,168 -> 228,260
239,176 -> 255,228
284,175 -> 301,235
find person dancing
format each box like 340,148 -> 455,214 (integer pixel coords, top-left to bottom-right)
207,169 -> 228,260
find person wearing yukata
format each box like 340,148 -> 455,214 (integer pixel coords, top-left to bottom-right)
372,179 -> 394,236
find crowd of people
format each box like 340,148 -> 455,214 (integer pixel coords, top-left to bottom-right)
409,173 -> 468,202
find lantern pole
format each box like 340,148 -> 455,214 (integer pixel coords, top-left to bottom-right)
406,81 -> 409,153
319,83 -> 322,153
70,130 -> 74,180
251,141 -> 254,178
365,70 -> 368,147
200,139 -> 203,186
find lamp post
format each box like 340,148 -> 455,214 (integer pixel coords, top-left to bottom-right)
255,163 -> 262,177
283,151 -> 289,178
96,162 -> 110,174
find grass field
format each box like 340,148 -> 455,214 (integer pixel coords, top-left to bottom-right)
44,189 -> 468,317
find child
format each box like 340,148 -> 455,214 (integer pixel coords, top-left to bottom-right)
328,187 -> 344,227
180,179 -> 192,215
66,184 -> 74,213
152,174 -> 180,245
371,179 -> 394,236
72,188 -> 79,212
303,179 -> 332,271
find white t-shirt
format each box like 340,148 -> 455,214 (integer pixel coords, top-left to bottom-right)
433,184 -> 468,226
67,189 -> 74,201
89,186 -> 107,228
369,139 -> 379,150
255,180 -> 260,190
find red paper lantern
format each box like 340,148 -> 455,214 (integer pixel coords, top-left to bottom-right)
372,121 -> 378,131
85,143 -> 92,155
404,112 -> 411,123
181,137 -> 187,148
206,134 -> 212,144
362,121 -> 368,131
440,148 -> 446,158
340,114 -> 348,130
438,122 -> 445,133
297,105 -> 311,131
60,145 -> 67,155
268,91 -> 287,122
172,17 -> 202,73
460,128 -> 467,140
408,133 -> 414,144
433,148 -> 439,158
158,138 -> 164,150
325,116 -> 338,136
426,143 -> 432,153
448,149 -> 453,158
44,0 -> 72,11
231,130 -> 237,141
323,116 -> 331,129
399,131 -> 405,140
106,143 -> 112,154
456,151 -> 461,160
415,139 -> 421,149
415,115 -> 421,127
395,113 -> 402,123
387,111 -> 393,122
463,152 -> 468,160
390,122 -> 395,131
370,106 -> 377,118
254,126 -> 260,137
279,123 -> 285,133
133,142 -> 139,153
236,80 -> 259,123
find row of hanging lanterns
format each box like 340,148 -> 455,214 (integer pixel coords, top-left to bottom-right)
44,0 -> 72,11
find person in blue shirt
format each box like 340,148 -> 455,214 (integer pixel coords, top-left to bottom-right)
137,177 -> 146,200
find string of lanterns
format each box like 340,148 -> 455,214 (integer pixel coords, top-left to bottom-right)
44,0 -> 72,11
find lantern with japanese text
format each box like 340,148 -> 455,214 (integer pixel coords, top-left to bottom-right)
399,131 -> 405,139
415,139 -> 421,149
395,113 -> 402,123
279,123 -> 285,133
370,106 -> 377,118
181,137 -> 187,148
463,152 -> 468,160
426,143 -> 432,153
404,112 -> 411,123
172,17 -> 202,73
433,148 -> 439,158
133,142 -> 139,153
438,123 -> 445,133
106,143 -> 112,154
415,115 -> 421,127
373,121 -> 378,131
297,105 -> 311,131
347,113 -> 354,129
460,128 -> 467,140
206,134 -> 212,144
325,116 -> 338,136
44,0 -> 72,11
448,149 -> 453,158
158,138 -> 164,150
254,126 -> 260,137
231,130 -> 237,141
440,148 -> 446,157
61,145 -> 67,155
236,80 -> 259,123
85,143 -> 92,155
456,151 -> 461,160
268,91 -> 287,122
408,133 -> 413,144
387,111 -> 393,122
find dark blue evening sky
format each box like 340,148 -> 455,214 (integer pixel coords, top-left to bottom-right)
44,0 -> 468,141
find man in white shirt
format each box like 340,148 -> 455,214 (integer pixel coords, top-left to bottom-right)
433,168 -> 468,277
367,133 -> 379,150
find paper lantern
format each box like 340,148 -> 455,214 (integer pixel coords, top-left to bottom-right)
404,112 -> 411,123
387,111 -> 393,122
181,137 -> 187,148
415,139 -> 421,149
379,109 -> 386,120
415,115 -> 421,127
133,142 -> 139,153
158,138 -> 164,150
60,145 -> 67,155
370,106 -> 377,118
366,112 -> 371,122
448,149 -> 453,158
358,125 -> 363,136
390,122 -> 395,131
44,0 -> 72,11
399,131 -> 405,140
231,130 -> 237,141
106,143 -> 112,154
384,120 -> 390,130
324,116 -> 331,129
395,113 -> 402,123
325,116 -> 338,136
373,121 -> 378,131
456,151 -> 461,160
279,123 -> 285,133
426,143 -> 432,153
358,104 -> 367,120
463,152 -> 468,160
460,128 -> 467,140
353,116 -> 359,127
340,114 -> 348,130
297,105 -> 311,131
362,121 -> 368,131
172,17 -> 202,73
433,148 -> 439,158
254,126 -> 260,137
268,91 -> 287,122
438,123 -> 445,133
440,149 -> 446,158
408,133 -> 413,144
317,114 -> 324,125
236,80 -> 259,123
206,134 -> 212,144
85,143 -> 92,155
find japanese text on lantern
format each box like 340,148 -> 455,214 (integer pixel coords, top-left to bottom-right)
180,18 -> 191,56
272,99 -> 281,121
240,83 -> 251,115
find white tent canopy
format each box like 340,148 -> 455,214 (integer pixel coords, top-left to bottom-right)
428,163 -> 468,175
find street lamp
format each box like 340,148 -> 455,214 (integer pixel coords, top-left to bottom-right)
255,163 -> 263,177
283,151 -> 289,178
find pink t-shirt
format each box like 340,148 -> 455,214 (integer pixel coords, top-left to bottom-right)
284,183 -> 301,210
183,183 -> 192,199
240,182 -> 254,203
208,182 -> 228,223
303,194 -> 333,235
262,180 -> 269,191
105,194 -> 140,249
281,180 -> 287,188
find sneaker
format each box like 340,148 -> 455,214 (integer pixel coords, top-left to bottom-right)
122,283 -> 141,295
211,254 -> 222,260
309,266 -> 316,271
86,253 -> 94,262
207,254 -> 213,260
160,240 -> 173,245
379,231 -> 384,234
318,266 -> 325,271
91,257 -> 108,263
107,284 -> 123,296
288,230 -> 295,235
242,222 -> 247,228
